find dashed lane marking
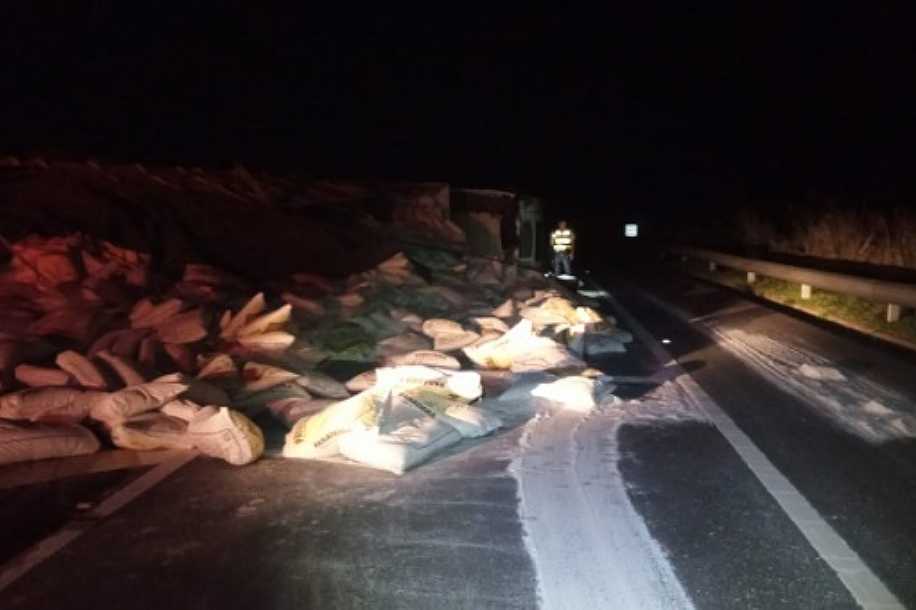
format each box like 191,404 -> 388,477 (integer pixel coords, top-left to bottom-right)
602,288 -> 905,610
0,451 -> 197,593
688,302 -> 760,323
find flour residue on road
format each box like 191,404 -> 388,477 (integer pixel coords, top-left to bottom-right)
509,385 -> 698,610
712,327 -> 916,443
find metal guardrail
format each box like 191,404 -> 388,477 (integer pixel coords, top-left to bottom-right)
672,246 -> 916,323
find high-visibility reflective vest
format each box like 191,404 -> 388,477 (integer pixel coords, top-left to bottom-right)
550,228 -> 574,253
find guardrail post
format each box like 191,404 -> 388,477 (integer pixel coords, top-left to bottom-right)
675,247 -> 916,319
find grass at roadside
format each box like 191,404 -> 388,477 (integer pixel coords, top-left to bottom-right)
683,263 -> 916,347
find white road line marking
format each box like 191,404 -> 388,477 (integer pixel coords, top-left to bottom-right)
0,451 -> 197,593
604,289 -> 906,610
688,303 -> 759,323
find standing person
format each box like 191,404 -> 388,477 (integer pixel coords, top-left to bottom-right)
550,220 -> 575,276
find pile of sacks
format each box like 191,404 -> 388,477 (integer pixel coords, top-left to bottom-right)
0,233 -> 306,466
516,292 -> 634,358
283,365 -> 501,475
0,231 -> 630,473
276,263 -> 632,474
0,279 -> 304,466
0,375 -> 263,466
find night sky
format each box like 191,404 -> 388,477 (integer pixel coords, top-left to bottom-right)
4,5 -> 916,216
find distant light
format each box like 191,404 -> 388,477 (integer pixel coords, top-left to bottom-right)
557,274 -> 576,281
624,223 -> 639,238
661,338 -> 672,344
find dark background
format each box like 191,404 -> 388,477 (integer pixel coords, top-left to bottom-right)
3,4 -> 916,243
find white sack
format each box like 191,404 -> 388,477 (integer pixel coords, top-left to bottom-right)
160,398 -> 204,422
338,417 -> 462,475
374,366 -> 482,402
131,298 -> 185,329
237,331 -> 296,353
220,293 -> 266,339
433,330 -> 481,352
283,389 -> 382,459
56,350 -> 107,389
438,404 -> 502,438
386,350 -> 460,370
196,353 -> 238,380
491,299 -> 514,318
187,406 -> 264,466
510,338 -> 585,373
462,319 -> 535,369
345,369 -> 377,393
377,332 -> 431,359
530,376 -> 617,412
242,362 -> 300,393
472,317 -> 509,334
0,420 -> 100,465
295,371 -> 350,399
155,308 -> 207,344
89,378 -> 188,426
96,350 -> 146,387
238,304 -> 291,337
110,413 -> 193,451
0,387 -> 104,424
15,364 -> 71,387
421,319 -> 463,338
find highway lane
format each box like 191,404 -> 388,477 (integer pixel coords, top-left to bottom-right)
3,266 -> 913,609
602,264 -> 916,608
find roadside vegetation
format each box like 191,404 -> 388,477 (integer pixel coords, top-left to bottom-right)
690,264 -> 916,347
735,204 -> 916,269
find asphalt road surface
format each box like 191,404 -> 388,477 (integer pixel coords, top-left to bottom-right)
1,266 -> 914,609
603,263 -> 916,609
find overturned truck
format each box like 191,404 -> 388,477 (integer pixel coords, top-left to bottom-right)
1,160 -> 629,476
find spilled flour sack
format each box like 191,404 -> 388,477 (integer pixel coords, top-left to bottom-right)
187,406 -> 264,465
530,376 -> 615,412
713,327 -> 916,443
338,416 -> 462,475
509,404 -> 696,610
283,389 -> 382,459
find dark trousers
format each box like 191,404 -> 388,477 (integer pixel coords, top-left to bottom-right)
553,251 -> 572,275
